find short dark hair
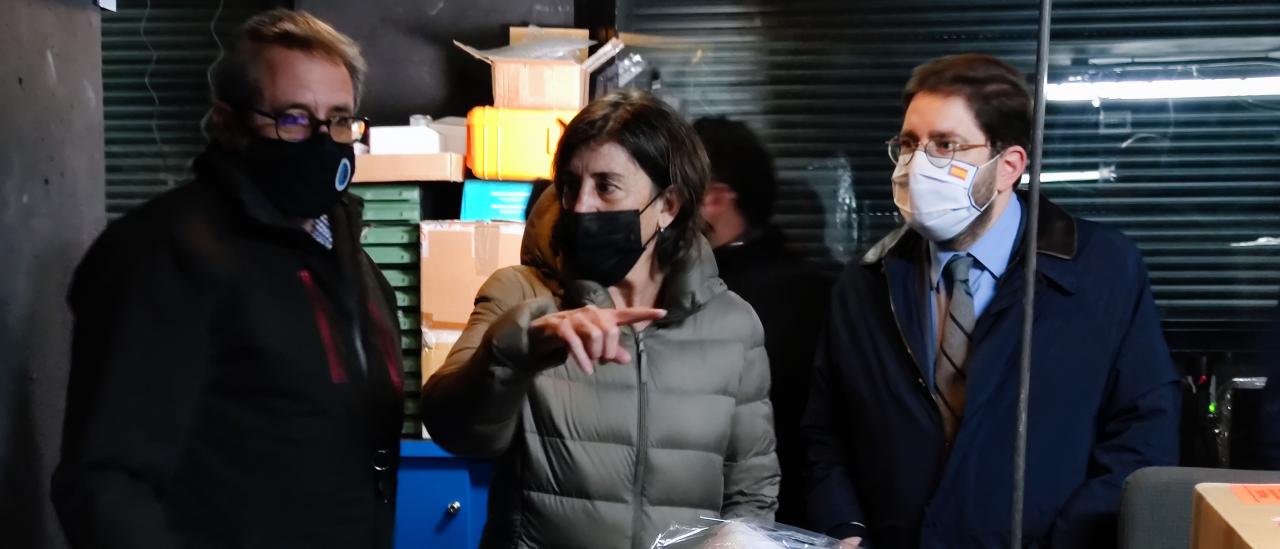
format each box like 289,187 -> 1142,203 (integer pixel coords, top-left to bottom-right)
553,89 -> 709,270
692,117 -> 777,227
903,54 -> 1031,153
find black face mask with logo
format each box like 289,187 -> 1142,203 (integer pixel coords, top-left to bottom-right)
242,133 -> 355,219
560,194 -> 664,288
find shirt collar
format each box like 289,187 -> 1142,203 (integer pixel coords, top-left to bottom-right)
930,193 -> 1022,289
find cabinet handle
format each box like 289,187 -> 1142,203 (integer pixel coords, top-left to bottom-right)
447,501 -> 462,515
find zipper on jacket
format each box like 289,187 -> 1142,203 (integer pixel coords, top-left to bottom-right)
631,329 -> 648,547
299,269 -> 348,384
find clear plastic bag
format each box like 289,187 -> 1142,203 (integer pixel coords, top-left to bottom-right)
650,518 -> 842,549
458,31 -> 595,61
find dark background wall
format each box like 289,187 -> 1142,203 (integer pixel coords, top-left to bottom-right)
298,0 -> 575,125
0,1 -> 105,548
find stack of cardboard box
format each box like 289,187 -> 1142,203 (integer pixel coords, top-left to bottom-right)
352,28 -> 623,438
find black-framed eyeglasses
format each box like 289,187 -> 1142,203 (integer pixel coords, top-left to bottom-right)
887,135 -> 992,168
249,108 -> 369,144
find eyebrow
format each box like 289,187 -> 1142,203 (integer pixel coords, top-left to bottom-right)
591,171 -> 622,181
272,103 -> 355,117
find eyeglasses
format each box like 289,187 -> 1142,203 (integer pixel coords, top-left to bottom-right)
887,136 -> 992,168
250,108 -> 369,144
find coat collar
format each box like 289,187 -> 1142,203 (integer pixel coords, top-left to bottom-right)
862,189 -> 1079,294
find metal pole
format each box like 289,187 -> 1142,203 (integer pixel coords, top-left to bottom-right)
1013,0 -> 1053,545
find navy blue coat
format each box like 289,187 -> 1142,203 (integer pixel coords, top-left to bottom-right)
804,192 -> 1180,548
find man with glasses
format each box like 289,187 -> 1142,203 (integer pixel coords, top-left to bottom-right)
804,54 -> 1179,548
53,10 -> 403,549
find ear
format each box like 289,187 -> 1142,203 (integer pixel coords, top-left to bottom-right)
657,186 -> 682,228
210,101 -> 248,148
995,145 -> 1028,193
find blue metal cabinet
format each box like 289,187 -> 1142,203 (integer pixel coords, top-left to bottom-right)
395,440 -> 491,549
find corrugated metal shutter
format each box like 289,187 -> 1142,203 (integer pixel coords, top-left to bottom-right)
620,0 -> 1280,355
102,1 -> 260,218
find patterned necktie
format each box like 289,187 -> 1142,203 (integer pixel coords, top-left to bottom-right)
936,254 -> 975,443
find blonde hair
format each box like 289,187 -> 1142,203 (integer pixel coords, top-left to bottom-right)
211,9 -> 366,110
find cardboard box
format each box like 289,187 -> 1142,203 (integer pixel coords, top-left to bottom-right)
421,325 -> 463,382
1191,483 -> 1280,548
455,35 -> 624,110
368,125 -> 441,155
419,221 -> 524,327
461,179 -> 534,222
427,117 -> 468,156
352,153 -> 464,183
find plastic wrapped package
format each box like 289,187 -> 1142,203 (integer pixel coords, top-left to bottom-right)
650,518 -> 841,549
592,50 -> 651,99
460,34 -> 596,61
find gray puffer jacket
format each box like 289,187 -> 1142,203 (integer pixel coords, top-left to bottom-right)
421,193 -> 780,549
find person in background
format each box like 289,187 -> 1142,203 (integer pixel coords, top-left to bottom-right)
694,116 -> 833,528
1255,307 -> 1280,468
804,54 -> 1180,548
52,10 -> 403,549
421,90 -> 780,549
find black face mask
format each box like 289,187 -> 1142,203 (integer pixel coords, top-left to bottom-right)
242,133 -> 355,219
561,195 -> 663,287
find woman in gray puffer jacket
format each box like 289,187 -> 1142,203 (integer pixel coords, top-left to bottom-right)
421,90 -> 780,549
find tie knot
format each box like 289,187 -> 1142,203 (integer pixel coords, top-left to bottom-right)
945,254 -> 974,285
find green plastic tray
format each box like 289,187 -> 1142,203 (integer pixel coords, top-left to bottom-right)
351,184 -> 421,202
363,203 -> 420,222
361,225 -> 418,245
401,419 -> 420,437
396,310 -> 420,331
402,355 -> 421,373
403,372 -> 422,391
394,289 -> 419,308
379,268 -> 419,288
365,245 -> 419,265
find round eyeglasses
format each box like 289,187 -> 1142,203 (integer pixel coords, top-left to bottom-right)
886,136 -> 992,168
250,108 -> 369,144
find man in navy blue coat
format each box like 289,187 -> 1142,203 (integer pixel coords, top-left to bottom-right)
804,54 -> 1181,548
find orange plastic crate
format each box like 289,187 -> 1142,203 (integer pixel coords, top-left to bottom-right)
466,106 -> 578,181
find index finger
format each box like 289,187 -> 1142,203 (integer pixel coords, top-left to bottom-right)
611,307 -> 667,325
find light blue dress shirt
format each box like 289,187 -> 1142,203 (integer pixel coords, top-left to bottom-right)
923,195 -> 1022,386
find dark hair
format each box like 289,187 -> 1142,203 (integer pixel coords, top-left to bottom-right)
692,117 -> 777,227
903,54 -> 1031,153
553,89 -> 709,270
525,178 -> 553,220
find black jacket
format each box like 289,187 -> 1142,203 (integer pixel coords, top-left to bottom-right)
805,192 -> 1180,548
713,225 -> 833,528
52,145 -> 405,549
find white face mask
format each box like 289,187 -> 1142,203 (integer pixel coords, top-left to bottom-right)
892,150 -> 999,242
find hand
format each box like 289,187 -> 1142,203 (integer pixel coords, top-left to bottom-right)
529,305 -> 666,374
839,537 -> 862,549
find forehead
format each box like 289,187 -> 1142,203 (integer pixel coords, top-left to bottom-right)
568,141 -> 644,176
254,45 -> 354,114
901,91 -> 984,140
